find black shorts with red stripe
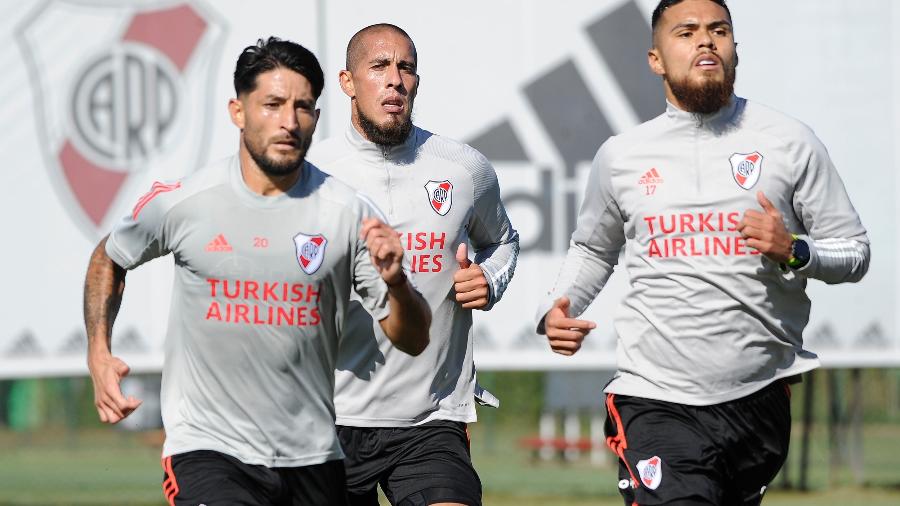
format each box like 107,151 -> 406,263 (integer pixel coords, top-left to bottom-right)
604,379 -> 793,506
337,420 -> 482,506
161,450 -> 348,506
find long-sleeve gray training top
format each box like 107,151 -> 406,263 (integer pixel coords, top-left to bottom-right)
310,125 -> 519,426
537,97 -> 870,405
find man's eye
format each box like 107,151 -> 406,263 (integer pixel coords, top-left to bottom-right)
678,32 -> 692,38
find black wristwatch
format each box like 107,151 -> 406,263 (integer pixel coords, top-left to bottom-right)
787,234 -> 810,269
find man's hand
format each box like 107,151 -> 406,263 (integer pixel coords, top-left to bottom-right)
453,243 -> 490,310
88,352 -> 142,424
544,296 -> 596,356
361,218 -> 405,285
737,191 -> 793,263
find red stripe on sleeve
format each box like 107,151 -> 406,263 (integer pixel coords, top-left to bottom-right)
132,181 -> 181,220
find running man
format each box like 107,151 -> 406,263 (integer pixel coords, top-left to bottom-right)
309,23 -> 519,506
84,37 -> 429,506
537,1 -> 869,504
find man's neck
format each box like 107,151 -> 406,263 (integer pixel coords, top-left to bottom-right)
238,145 -> 301,197
350,111 -> 369,143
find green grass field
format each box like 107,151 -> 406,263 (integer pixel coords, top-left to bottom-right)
2,422 -> 899,505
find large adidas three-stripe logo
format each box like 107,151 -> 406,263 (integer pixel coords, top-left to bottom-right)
466,0 -> 660,253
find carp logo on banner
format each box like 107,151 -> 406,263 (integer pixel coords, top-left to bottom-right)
17,1 -> 226,237
294,233 -> 327,275
424,180 -> 453,216
729,152 -> 763,190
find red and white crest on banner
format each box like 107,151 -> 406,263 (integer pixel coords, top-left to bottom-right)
729,151 -> 763,190
293,233 -> 328,275
17,1 -> 226,238
637,456 -> 663,490
424,180 -> 453,216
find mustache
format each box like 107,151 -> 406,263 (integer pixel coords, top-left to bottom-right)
270,132 -> 301,144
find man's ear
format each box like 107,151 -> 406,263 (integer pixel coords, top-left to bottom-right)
339,70 -> 355,98
228,98 -> 244,130
648,48 -> 665,77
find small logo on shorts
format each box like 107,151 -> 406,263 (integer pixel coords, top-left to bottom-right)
424,180 -> 453,216
293,233 -> 327,274
637,455 -> 663,490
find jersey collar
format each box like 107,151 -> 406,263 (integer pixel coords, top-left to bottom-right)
344,124 -> 420,165
230,155 -> 313,208
665,94 -> 742,130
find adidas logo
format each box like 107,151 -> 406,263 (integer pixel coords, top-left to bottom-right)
638,168 -> 664,185
205,234 -> 233,252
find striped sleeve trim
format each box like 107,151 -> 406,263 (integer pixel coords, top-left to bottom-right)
799,236 -> 870,284
481,237 -> 520,306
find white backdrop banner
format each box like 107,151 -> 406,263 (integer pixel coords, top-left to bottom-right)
0,0 -> 896,377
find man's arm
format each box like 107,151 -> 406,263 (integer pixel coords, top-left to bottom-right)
361,218 -> 431,355
738,128 -> 870,284
455,155 -> 520,311
536,143 -> 626,354
738,191 -> 870,284
84,236 -> 142,423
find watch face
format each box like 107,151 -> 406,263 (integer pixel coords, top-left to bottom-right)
792,238 -> 811,266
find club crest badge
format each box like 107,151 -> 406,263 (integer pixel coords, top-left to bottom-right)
636,455 -> 663,490
424,180 -> 453,216
16,1 -> 227,238
293,233 -> 327,274
729,152 -> 763,190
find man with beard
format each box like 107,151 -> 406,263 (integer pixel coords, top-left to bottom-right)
308,24 -> 518,506
84,37 -> 430,505
537,0 -> 869,504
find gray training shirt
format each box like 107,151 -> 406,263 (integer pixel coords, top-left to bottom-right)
309,126 -> 519,426
106,155 -> 390,466
537,97 -> 870,406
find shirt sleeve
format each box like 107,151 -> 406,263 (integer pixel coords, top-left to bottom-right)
104,181 -> 179,270
789,130 -> 870,284
467,156 -> 520,311
351,194 -> 392,321
535,142 -> 626,333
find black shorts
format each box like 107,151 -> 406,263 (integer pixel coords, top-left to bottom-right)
337,420 -> 482,506
604,380 -> 792,506
161,450 -> 349,506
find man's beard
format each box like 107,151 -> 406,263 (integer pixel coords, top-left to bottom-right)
667,65 -> 736,115
358,108 -> 413,146
244,135 -> 308,177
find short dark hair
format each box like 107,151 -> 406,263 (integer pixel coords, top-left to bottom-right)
651,0 -> 732,33
345,23 -> 417,71
233,37 -> 324,99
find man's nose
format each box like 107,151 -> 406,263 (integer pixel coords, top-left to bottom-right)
698,30 -> 716,50
386,64 -> 404,91
281,106 -> 299,131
